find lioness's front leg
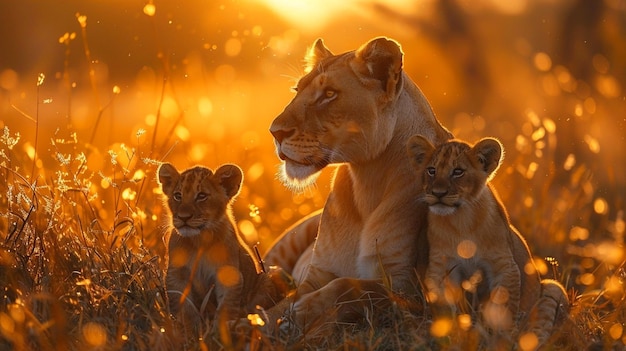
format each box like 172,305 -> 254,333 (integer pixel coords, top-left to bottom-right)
286,277 -> 393,333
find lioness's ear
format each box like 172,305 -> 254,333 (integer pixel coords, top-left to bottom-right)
304,38 -> 333,73
472,138 -> 503,178
157,163 -> 180,195
407,135 -> 434,170
353,37 -> 403,98
215,164 -> 243,199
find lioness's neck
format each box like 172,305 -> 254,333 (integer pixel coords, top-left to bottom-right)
347,75 -> 451,215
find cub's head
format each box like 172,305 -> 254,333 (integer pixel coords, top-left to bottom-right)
406,135 -> 502,216
270,37 -> 405,191
157,163 -> 243,236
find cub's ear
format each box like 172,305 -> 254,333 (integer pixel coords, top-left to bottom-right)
406,135 -> 435,170
352,37 -> 403,99
157,163 -> 180,195
304,38 -> 333,73
472,138 -> 503,178
215,164 -> 243,199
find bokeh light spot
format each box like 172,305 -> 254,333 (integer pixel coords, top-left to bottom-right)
82,322 -> 107,347
569,226 -> 589,241
519,332 -> 539,351
610,323 -> 623,340
175,125 -> 190,141
248,313 -> 265,326
579,273 -> 595,286
143,3 -> 156,16
217,265 -> 240,287
583,134 -> 600,153
430,318 -> 452,338
457,314 -> 472,331
145,114 -> 156,126
0,69 -> 18,90
0,313 -> 15,335
246,162 -> 264,182
595,75 -> 621,98
533,52 -> 552,72
563,153 -> 576,171
198,97 -> 213,117
593,198 -> 608,215
225,38 -> 242,57
457,240 -> 477,259
239,219 -> 258,243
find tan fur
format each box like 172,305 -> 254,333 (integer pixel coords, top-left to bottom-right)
157,163 -> 291,324
263,37 -> 452,332
407,135 -> 569,346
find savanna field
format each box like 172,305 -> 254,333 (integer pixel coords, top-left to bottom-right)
0,1 -> 625,350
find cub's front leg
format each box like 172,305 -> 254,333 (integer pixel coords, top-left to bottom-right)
424,256 -> 447,307
215,269 -> 245,322
485,255 -> 521,330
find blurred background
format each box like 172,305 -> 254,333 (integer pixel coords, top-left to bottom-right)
0,0 -> 624,274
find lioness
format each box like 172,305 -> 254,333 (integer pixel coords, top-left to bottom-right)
263,37 -> 452,331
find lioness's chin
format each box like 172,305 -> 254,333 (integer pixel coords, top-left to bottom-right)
429,204 -> 457,216
279,161 -> 321,192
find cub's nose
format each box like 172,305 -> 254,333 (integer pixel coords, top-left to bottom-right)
431,188 -> 448,198
270,127 -> 295,144
176,212 -> 192,222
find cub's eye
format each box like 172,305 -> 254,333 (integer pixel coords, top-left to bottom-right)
426,167 -> 436,177
196,193 -> 208,201
452,168 -> 465,178
324,90 -> 336,99
172,192 -> 182,201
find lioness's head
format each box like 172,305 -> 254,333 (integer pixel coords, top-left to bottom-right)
406,135 -> 502,216
270,37 -> 405,190
157,163 -> 243,236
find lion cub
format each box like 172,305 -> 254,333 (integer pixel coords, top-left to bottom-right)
407,135 -> 568,340
158,163 -> 291,323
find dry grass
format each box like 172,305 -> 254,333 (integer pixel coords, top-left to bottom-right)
1,82 -> 624,351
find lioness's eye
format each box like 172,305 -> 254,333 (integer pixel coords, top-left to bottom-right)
325,90 -> 335,99
426,167 -> 435,177
173,192 -> 182,201
196,193 -> 208,201
452,168 -> 464,178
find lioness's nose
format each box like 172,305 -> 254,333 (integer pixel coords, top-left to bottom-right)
270,127 -> 295,144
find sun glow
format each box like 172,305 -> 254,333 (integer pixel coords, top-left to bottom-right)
250,0 -> 419,32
